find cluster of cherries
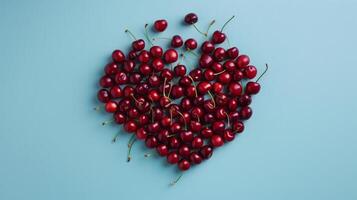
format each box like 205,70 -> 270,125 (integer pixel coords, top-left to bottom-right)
96,13 -> 267,176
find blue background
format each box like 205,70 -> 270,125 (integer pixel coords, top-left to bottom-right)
1,0 -> 357,199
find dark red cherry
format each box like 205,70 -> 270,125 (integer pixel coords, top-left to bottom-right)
164,49 -> 178,63
123,86 -> 134,97
238,94 -> 252,106
201,127 -> 213,138
190,121 -> 202,132
236,55 -> 250,69
97,89 -> 111,103
232,121 -> 244,133
112,50 -> 125,63
197,81 -> 212,94
184,13 -> 198,24
190,152 -> 202,164
245,82 -> 261,95
233,70 -> 244,81
138,50 -> 150,63
136,127 -> 148,140
211,134 -> 224,147
203,113 -> 215,124
240,106 -> 252,120
174,65 -> 186,77
132,39 -> 145,51
244,65 -> 257,79
171,85 -> 184,99
123,60 -> 135,72
217,72 -> 232,84
224,60 -> 236,72
138,114 -> 149,126
105,101 -> 117,113
180,131 -> 193,142
150,46 -> 163,57
148,89 -> 160,102
204,69 -> 215,81
154,19 -> 168,32
171,35 -> 183,48
179,145 -> 191,157
169,137 -> 181,149
128,50 -> 137,60
167,152 -> 179,164
213,47 -> 226,61
156,144 -> 169,156
193,95 -> 204,106
211,62 -> 224,72
227,98 -> 238,111
139,63 -> 152,75
228,82 -> 243,96
104,63 -> 119,75
148,74 -> 161,87
212,31 -> 226,44
192,136 -> 204,148
200,145 -> 213,159
145,136 -> 158,148
180,97 -> 193,111
199,54 -> 213,68
212,121 -> 225,134
201,41 -> 215,54
100,75 -> 114,88
223,130 -> 235,142
114,112 -> 126,124
229,111 -> 240,122
160,116 -> 172,127
129,72 -> 142,84
178,159 -> 190,171
185,38 -> 197,50
115,72 -> 128,84
124,120 -> 137,133
152,58 -> 165,71
189,69 -> 203,81
128,107 -> 139,118
212,82 -> 223,93
226,47 -> 239,59
170,122 -> 182,134
157,129 -> 170,144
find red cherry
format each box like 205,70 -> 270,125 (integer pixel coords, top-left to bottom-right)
124,120 -> 137,133
240,106 -> 252,120
211,62 -> 224,73
171,35 -> 184,48
112,50 -> 125,63
226,47 -> 239,59
150,46 -> 163,57
244,65 -> 257,79
97,89 -> 111,103
174,65 -> 186,77
139,63 -> 152,75
164,49 -> 178,63
160,116 -> 172,127
197,81 -> 212,94
217,72 -> 232,84
128,50 -> 137,60
190,153 -> 202,164
201,41 -> 215,53
245,82 -> 261,95
105,101 -> 117,113
190,121 -> 202,132
233,70 -> 244,81
178,159 -> 190,171
138,114 -> 149,126
223,60 -> 236,72
212,31 -> 226,44
123,60 -> 135,72
236,55 -> 250,69
138,50 -> 150,63
200,145 -> 213,159
169,137 -> 181,149
232,121 -> 244,133
171,85 -> 184,99
184,13 -> 198,24
156,144 -> 169,156
100,75 -> 114,88
148,74 -> 161,87
115,72 -> 128,84
148,89 -> 160,102
179,145 -> 191,157
213,47 -> 226,61
211,134 -> 224,147
180,131 -> 193,142
128,107 -> 139,118
152,58 -> 165,71
167,152 -> 179,164
114,112 -> 126,124
132,39 -> 145,51
204,113 -> 215,124
129,73 -> 142,84
145,136 -> 158,148
201,127 -> 213,138
171,122 -> 182,134
212,82 -> 223,93
136,127 -> 148,140
154,19 -> 168,32
223,130 -> 235,142
199,54 -> 213,68
185,38 -> 197,50
228,82 -> 243,96
228,98 -> 238,111
104,63 -> 119,75
192,136 -> 204,148
212,121 -> 225,134
158,129 -> 170,144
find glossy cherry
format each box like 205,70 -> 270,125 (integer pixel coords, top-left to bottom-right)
154,19 -> 168,32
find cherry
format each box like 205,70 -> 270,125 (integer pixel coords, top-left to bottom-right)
190,121 -> 202,132
197,81 -> 212,94
136,127 -> 148,140
161,69 -> 174,81
171,85 -> 184,99
240,106 -> 252,120
204,69 -> 214,81
123,86 -> 134,97
171,122 -> 182,133
211,134 -> 224,147
145,136 -> 158,148
244,65 -> 257,79
233,70 -> 244,81
129,73 -> 142,84
114,112 -> 126,124
167,152 -> 179,164
123,60 -> 135,72
184,13 -> 198,24
100,75 -> 114,88
213,47 -> 226,61
189,69 -> 203,81
169,137 -> 181,149
232,121 -> 244,133
148,89 -> 160,102
115,71 -> 128,84
156,144 -> 169,156
190,152 -> 202,164
150,46 -> 163,57
201,41 -> 215,54
181,97 -> 193,111
138,63 -> 152,75
138,114 -> 150,126
229,111 -> 240,122
179,76 -> 192,87
217,72 -> 232,84
215,93 -> 228,106
118,98 -> 131,112
104,63 -> 119,75
236,55 -> 250,69
223,60 -> 236,72
154,19 -> 168,32
193,95 -> 204,106
212,121 -> 225,134
191,107 -> 204,119
212,82 -> 223,93
158,129 -> 170,143
215,107 -> 227,120
223,130 -> 235,142
171,35 -> 183,48
160,96 -> 171,108
226,47 -> 239,59
152,58 -> 165,71
180,131 -> 193,142
128,107 -> 139,118
199,54 -> 213,68
211,62 -> 224,73
148,74 -> 161,87
97,89 -> 111,103
201,127 -> 213,138
227,98 -> 238,111
228,82 -> 242,96
185,38 -> 197,50
124,120 -> 137,133
178,159 -> 190,171
112,50 -> 125,63
203,113 -> 215,124
192,136 -> 204,148
174,65 -> 186,77
164,49 -> 178,63
179,145 -> 191,157
128,50 -> 137,60
200,145 -> 213,159
245,82 -> 260,95
160,116 -> 172,127
105,101 -> 118,113
138,50 -> 151,63
212,31 -> 226,44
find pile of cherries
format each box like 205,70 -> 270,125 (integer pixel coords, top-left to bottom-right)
97,13 -> 267,173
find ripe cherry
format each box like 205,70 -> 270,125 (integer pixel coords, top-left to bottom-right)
174,65 -> 186,77
115,72 -> 128,84
104,63 -> 119,75
240,106 -> 252,120
124,120 -> 137,133
212,31 -> 226,44
145,136 -> 158,148
97,89 -> 111,103
197,81 -> 212,94
200,145 -> 213,159
223,130 -> 235,142
171,35 -> 183,48
100,75 -> 114,88
164,49 -> 178,63
152,58 -> 165,71
178,159 -> 190,171
190,153 -> 202,164
179,145 -> 191,157
245,82 -> 260,95
136,127 -> 148,140
201,41 -> 215,54
156,144 -> 169,156
185,38 -> 197,50
184,13 -> 198,24
236,55 -> 250,69
154,19 -> 168,32
232,121 -> 244,133
199,54 -> 213,68
114,112 -> 126,124
192,136 -> 204,148
150,46 -> 163,57
244,65 -> 257,79
180,131 -> 193,142
105,101 -> 117,113
213,47 -> 226,61
217,72 -> 232,84
211,134 -> 224,147
227,47 -> 239,59
112,50 -> 125,63
212,121 -> 225,134
228,82 -> 242,96
138,50 -> 151,63
201,127 -> 213,138
169,137 -> 181,149
167,152 -> 179,164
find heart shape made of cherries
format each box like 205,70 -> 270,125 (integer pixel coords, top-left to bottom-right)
96,13 -> 268,184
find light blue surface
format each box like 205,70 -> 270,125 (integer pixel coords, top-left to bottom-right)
1,0 -> 357,199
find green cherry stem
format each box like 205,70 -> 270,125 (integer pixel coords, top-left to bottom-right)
256,64 -> 269,83
144,24 -> 154,46
125,29 -> 137,40
220,15 -> 235,32
127,134 -> 137,162
170,173 -> 183,186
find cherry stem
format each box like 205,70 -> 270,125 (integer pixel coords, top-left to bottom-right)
213,70 -> 226,76
102,119 -> 114,126
167,83 -> 173,99
193,24 -> 207,37
226,35 -> 231,48
125,29 -> 137,40
207,91 -> 216,108
187,75 -> 198,97
152,37 -> 170,41
130,94 -> 141,104
256,64 -> 269,83
112,132 -> 120,143
163,78 -> 167,97
205,20 -> 216,35
170,173 -> 183,186
224,112 -> 230,128
175,110 -> 187,130
127,134 -> 137,162
144,24 -> 154,46
220,15 -> 235,32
